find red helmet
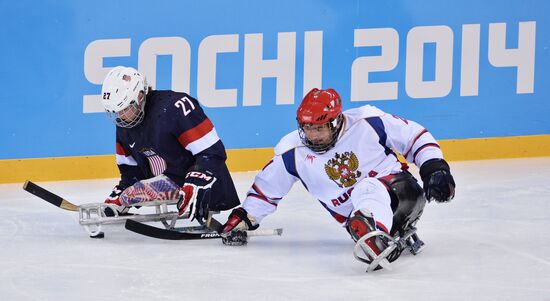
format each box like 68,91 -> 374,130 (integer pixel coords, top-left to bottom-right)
297,88 -> 342,125
297,88 -> 343,153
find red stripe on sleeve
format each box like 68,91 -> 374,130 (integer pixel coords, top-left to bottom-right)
116,142 -> 128,156
178,118 -> 214,147
404,129 -> 428,158
413,143 -> 441,164
247,193 -> 278,207
261,159 -> 274,171
252,183 -> 282,201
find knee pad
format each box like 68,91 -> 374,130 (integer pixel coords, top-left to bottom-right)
379,172 -> 426,237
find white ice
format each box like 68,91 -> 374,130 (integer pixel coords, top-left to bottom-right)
1,158 -> 549,301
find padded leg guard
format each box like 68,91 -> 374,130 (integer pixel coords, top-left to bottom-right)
379,171 -> 426,237
348,210 -> 398,271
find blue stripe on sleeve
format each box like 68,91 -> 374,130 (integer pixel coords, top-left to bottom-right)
366,117 -> 393,156
281,149 -> 309,191
282,149 -> 298,178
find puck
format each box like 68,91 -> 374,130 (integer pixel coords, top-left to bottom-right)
90,232 -> 105,239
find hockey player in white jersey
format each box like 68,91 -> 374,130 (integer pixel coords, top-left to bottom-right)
221,88 -> 455,270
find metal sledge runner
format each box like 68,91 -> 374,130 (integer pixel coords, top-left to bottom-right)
353,225 -> 426,272
77,200 -> 190,237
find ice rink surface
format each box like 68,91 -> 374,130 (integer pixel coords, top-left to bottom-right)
1,157 -> 549,301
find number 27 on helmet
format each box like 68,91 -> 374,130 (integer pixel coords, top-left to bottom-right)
100,66 -> 149,128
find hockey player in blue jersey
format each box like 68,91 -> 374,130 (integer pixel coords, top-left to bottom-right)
221,88 -> 455,270
100,66 -> 239,222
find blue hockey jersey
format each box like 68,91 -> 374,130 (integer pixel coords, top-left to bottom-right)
114,90 -> 239,211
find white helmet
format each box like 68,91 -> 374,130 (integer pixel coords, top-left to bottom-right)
101,66 -> 149,128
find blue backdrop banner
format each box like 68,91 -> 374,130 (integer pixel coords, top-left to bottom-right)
1,0 -> 548,159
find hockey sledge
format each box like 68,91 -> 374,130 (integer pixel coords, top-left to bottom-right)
353,225 -> 425,272
23,180 -> 283,242
353,230 -> 397,272
77,200 -> 189,237
23,180 -> 194,237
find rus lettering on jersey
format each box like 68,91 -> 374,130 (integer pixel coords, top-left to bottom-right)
331,187 -> 355,207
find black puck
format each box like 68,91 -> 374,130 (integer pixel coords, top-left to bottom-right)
90,232 -> 105,239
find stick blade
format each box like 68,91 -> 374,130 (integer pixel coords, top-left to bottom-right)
125,219 -> 221,240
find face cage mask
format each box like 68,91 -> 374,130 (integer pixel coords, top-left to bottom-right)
298,114 -> 343,154
107,98 -> 146,128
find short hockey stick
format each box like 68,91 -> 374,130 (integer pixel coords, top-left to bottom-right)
23,180 -> 79,211
124,219 -> 283,241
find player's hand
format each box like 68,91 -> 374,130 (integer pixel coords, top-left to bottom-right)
177,168 -> 216,221
222,208 -> 259,233
221,208 -> 259,246
104,184 -> 130,216
420,159 -> 455,202
104,184 -> 125,206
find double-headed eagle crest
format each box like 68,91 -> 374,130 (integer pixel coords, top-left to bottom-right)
324,151 -> 362,188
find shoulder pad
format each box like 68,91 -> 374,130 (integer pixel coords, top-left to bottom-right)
343,105 -> 386,126
274,130 -> 301,155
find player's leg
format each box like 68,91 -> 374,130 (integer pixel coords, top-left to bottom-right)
204,163 -> 241,212
348,178 -> 395,265
379,171 -> 427,255
379,171 -> 426,237
349,178 -> 393,236
119,174 -> 180,205
105,175 -> 179,216
177,163 -> 240,224
348,209 -> 390,255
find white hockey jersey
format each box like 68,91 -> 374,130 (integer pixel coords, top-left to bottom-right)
242,105 -> 443,225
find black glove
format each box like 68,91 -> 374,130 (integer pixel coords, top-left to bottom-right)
419,159 -> 455,202
177,166 -> 216,223
221,208 -> 259,246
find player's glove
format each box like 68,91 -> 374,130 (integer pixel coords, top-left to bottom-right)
419,158 -> 456,202
177,167 -> 216,223
104,184 -> 129,216
105,185 -> 124,205
221,208 -> 259,246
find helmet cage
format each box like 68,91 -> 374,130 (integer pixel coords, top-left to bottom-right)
101,66 -> 148,128
298,113 -> 343,153
106,96 -> 146,128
